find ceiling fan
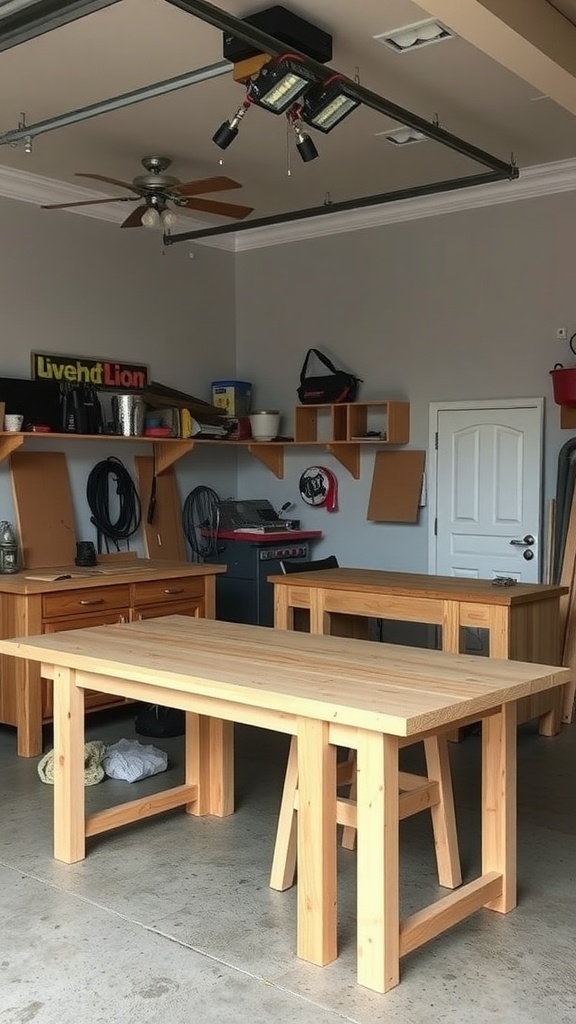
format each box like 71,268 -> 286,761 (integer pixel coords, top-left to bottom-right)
41,155 -> 254,229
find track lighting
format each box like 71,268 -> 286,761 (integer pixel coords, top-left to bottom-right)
247,55 -> 316,114
287,107 -> 319,163
212,98 -> 251,150
301,75 -> 360,134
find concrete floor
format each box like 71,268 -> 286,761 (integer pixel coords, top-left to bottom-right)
1,709 -> 574,1024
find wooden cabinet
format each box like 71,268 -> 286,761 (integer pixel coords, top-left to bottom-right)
0,561 -> 223,756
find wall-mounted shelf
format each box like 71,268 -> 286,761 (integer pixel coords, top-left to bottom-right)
560,406 -> 576,429
0,400 -> 410,480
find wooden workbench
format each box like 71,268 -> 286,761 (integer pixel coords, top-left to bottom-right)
270,569 -> 568,735
0,559 -> 225,756
0,615 -> 568,993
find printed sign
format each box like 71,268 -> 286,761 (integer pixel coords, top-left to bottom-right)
31,352 -> 149,391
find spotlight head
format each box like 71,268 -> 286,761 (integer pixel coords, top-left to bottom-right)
212,121 -> 239,150
248,56 -> 316,114
212,99 -> 250,150
300,76 -> 360,134
296,133 -> 319,163
287,108 -> 319,163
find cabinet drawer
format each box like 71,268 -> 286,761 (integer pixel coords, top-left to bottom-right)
42,585 -> 130,621
132,599 -> 203,622
132,576 -> 205,608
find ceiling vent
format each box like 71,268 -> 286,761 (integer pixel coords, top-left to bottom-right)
374,19 -> 453,53
376,125 -> 428,146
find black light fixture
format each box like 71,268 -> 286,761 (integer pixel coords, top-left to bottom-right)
212,97 -> 252,150
287,106 -> 319,163
247,54 -> 316,114
301,74 -> 360,134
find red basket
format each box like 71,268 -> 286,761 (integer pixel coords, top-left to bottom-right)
550,366 -> 576,405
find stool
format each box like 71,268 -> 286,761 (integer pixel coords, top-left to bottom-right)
269,734 -> 461,892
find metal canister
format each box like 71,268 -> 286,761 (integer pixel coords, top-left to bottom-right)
0,520 -> 19,573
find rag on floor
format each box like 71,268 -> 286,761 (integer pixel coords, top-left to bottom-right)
37,740 -> 107,786
103,739 -> 168,783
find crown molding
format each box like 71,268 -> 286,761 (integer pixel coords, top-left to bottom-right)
1,157 -> 575,252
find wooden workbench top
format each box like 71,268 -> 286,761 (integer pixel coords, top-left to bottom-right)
268,568 -> 567,606
0,559 -> 225,595
0,615 -> 568,737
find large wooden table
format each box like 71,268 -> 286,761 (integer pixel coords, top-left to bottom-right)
0,615 -> 568,993
0,559 -> 225,757
270,568 -> 567,735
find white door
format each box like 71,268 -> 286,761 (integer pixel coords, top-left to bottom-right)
429,399 -> 543,583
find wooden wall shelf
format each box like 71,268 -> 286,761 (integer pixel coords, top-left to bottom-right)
0,399 -> 410,481
560,406 -> 576,429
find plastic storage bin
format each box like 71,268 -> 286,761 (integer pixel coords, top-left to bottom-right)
212,380 -> 252,416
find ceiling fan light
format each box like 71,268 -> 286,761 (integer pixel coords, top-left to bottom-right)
248,57 -> 316,114
161,208 -> 177,229
141,207 -> 161,229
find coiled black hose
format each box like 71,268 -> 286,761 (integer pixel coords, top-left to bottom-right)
86,457 -> 142,553
182,486 -> 220,562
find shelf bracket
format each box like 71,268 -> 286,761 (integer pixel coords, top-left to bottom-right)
325,443 -> 360,479
247,443 -> 284,479
0,433 -> 25,463
154,439 -> 195,474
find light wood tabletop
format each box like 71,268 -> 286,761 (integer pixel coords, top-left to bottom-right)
0,616 -> 569,993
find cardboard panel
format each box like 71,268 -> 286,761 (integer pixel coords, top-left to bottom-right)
10,451 -> 76,567
367,450 -> 426,523
135,455 -> 186,561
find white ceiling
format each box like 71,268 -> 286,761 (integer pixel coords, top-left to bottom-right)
1,0 -> 576,233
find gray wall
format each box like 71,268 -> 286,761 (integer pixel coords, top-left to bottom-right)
235,190 -> 574,569
0,197 -> 238,553
1,186 -> 573,571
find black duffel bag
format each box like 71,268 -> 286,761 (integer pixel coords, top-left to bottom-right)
297,348 -> 362,405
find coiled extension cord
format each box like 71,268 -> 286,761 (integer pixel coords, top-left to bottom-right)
86,456 -> 142,553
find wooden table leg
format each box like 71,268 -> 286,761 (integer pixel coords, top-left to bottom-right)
183,712 -> 233,815
309,589 -> 327,635
482,702 -> 517,913
52,666 -> 86,864
296,717 -> 337,967
186,713 -> 234,818
274,583 -> 291,630
16,661 -> 43,758
356,730 -> 400,993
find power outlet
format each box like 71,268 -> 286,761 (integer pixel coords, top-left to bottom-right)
557,327 -> 568,340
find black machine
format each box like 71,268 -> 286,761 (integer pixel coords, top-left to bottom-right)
212,499 -> 313,626
212,535 -> 311,627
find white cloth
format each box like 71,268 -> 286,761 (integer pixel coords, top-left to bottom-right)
103,739 -> 168,783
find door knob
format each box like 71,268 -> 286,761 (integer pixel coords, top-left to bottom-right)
510,534 -> 535,546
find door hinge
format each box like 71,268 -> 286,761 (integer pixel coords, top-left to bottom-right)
435,432 -> 439,450
434,517 -> 437,536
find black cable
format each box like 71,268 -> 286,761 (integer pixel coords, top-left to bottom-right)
86,456 -> 142,553
182,486 -> 220,562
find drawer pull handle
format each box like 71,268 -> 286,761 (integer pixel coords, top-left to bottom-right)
163,587 -> 184,595
78,598 -> 105,606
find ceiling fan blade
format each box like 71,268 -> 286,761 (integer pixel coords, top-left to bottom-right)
172,175 -> 243,197
120,205 -> 148,228
75,173 -> 142,194
41,196 -> 137,210
183,197 -> 254,220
